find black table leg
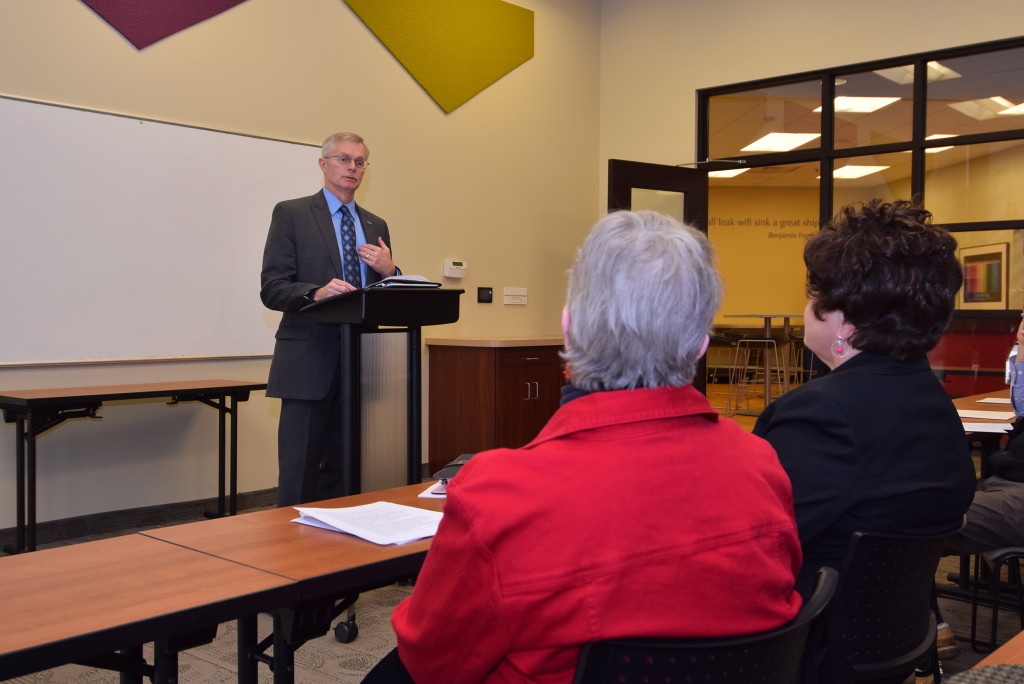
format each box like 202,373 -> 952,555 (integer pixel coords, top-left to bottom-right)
407,327 -> 422,485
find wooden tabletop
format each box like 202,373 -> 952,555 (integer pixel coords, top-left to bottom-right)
954,388 -> 1015,430
141,484 -> 444,596
0,379 -> 266,406
0,534 -> 293,677
977,626 -> 1024,666
425,336 -> 563,348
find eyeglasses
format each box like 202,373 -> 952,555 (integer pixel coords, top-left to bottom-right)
324,154 -> 369,169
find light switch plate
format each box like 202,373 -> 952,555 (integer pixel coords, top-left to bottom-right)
503,287 -> 527,305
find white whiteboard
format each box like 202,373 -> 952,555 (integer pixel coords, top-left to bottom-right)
0,96 -> 323,364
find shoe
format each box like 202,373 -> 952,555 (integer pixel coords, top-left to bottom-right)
936,622 -> 960,660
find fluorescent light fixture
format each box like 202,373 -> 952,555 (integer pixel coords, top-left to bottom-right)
741,132 -> 820,152
927,61 -> 962,82
874,60 -> 962,85
949,96 -> 1016,120
814,96 -> 900,113
925,134 -> 955,153
707,168 -> 749,178
997,102 -> 1024,116
833,165 -> 889,179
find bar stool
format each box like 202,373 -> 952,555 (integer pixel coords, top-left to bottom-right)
970,546 -> 1024,653
705,333 -> 740,411
726,334 -> 790,416
786,332 -> 816,387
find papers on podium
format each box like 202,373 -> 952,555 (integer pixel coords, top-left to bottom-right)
367,274 -> 441,288
293,501 -> 443,545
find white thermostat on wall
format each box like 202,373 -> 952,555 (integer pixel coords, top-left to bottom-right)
443,260 -> 467,278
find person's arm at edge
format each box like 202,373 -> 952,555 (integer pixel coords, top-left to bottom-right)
391,487 -> 508,683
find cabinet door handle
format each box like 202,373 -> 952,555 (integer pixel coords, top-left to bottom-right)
523,382 -> 531,400
532,381 -> 539,400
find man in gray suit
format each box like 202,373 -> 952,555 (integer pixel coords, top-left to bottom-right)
261,132 -> 397,506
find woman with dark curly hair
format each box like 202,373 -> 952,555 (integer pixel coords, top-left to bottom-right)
753,198 -> 977,599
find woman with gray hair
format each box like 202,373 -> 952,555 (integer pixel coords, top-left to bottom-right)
563,208 -> 723,391
366,210 -> 802,684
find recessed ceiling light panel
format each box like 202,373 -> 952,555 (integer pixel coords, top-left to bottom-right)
707,168 -> 749,178
741,132 -> 821,152
833,165 -> 889,179
814,96 -> 900,113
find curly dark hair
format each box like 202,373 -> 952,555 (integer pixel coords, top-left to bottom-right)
805,198 -> 962,362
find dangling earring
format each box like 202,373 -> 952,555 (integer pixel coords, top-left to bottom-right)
831,335 -> 849,359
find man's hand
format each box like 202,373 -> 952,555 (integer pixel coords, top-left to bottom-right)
314,278 -> 359,300
359,237 -> 397,278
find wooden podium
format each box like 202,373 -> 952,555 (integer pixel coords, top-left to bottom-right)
302,287 -> 463,494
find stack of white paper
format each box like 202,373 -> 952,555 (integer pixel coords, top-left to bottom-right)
293,501 -> 443,545
957,408 -> 1017,421
962,422 -> 1014,433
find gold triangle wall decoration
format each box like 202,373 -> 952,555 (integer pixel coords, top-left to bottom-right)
342,0 -> 534,114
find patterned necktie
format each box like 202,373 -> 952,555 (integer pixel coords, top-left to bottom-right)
339,204 -> 362,289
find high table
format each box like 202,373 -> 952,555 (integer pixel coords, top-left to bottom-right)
142,483 -> 443,683
0,379 -> 266,553
722,313 -> 804,415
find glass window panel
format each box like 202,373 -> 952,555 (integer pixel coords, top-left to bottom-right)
833,69 -> 914,149
927,46 -> 1024,138
707,80 -> 821,159
831,152 -> 913,209
630,188 -> 685,221
708,162 -> 819,325
925,141 -> 1024,223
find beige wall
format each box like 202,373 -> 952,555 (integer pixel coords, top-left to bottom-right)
0,0 -> 600,526
2,0 -> 1023,525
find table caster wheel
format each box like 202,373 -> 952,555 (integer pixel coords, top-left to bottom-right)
334,619 -> 359,644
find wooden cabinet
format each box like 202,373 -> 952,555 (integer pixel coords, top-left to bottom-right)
427,339 -> 564,475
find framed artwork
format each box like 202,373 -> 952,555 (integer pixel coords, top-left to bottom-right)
959,243 -> 1009,310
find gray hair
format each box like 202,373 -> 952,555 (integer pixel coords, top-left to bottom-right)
563,210 -> 722,390
321,131 -> 368,159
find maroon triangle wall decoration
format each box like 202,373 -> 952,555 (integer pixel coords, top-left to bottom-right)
80,0 -> 250,49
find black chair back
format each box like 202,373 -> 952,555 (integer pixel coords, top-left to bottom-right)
572,567 -> 836,684
825,530 -> 949,684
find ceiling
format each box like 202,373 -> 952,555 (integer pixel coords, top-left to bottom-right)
704,45 -> 1024,189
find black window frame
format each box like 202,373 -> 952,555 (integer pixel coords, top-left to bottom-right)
696,35 -> 1024,236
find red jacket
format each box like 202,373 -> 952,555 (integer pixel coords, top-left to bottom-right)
393,385 -> 802,684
